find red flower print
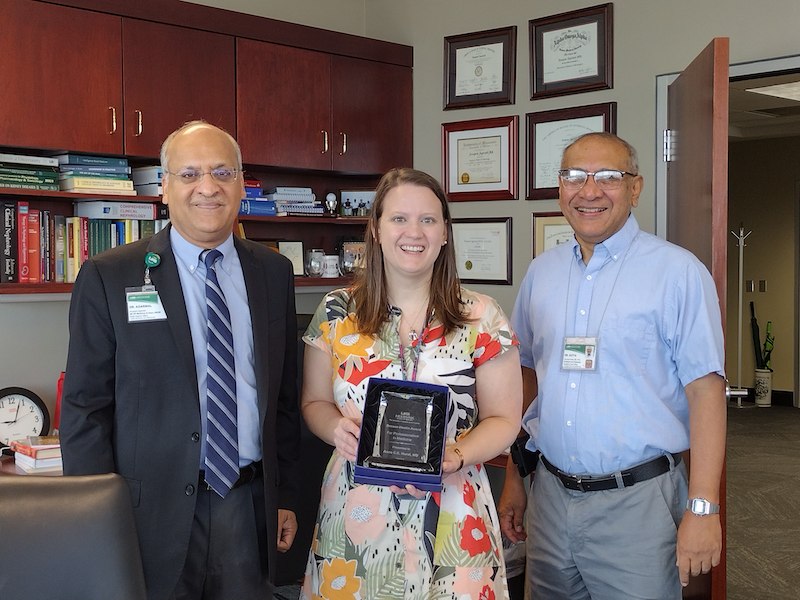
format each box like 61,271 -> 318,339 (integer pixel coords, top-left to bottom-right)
459,515 -> 491,557
462,480 -> 475,507
474,332 -> 502,368
479,584 -> 496,600
338,357 -> 392,386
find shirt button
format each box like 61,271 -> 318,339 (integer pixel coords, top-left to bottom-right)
570,456 -> 576,461
567,421 -> 572,426
580,309 -> 586,315
586,275 -> 592,280
571,383 -> 576,388
185,485 -> 195,496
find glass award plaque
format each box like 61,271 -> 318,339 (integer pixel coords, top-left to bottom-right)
355,378 -> 450,491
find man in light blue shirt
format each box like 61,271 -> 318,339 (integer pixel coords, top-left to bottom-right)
499,133 -> 726,599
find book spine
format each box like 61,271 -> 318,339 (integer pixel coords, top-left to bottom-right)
73,201 -> 157,220
58,171 -> 130,180
0,182 -> 60,191
17,202 -> 29,283
266,186 -> 313,194
60,177 -> 134,191
56,155 -> 128,167
1,200 -> 17,283
80,217 -> 89,269
54,215 -> 65,283
60,164 -> 131,174
40,210 -> 50,282
0,173 -> 57,184
0,153 -> 59,167
27,209 -> 40,284
239,200 -> 277,216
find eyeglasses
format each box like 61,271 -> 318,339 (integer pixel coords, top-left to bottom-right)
166,168 -> 239,184
558,168 -> 637,190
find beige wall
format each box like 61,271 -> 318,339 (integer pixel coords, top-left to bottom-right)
6,0 -> 800,410
727,137 -> 798,392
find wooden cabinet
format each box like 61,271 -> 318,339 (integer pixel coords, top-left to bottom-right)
0,0 -> 123,154
0,1 -> 236,159
121,19 -> 236,158
237,40 -> 412,174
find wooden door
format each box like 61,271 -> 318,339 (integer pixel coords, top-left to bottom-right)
236,39 -> 331,170
331,56 -> 413,174
0,0 -> 123,154
666,37 -> 729,600
122,19 -> 236,158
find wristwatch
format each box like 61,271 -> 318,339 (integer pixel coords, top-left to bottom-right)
686,497 -> 720,516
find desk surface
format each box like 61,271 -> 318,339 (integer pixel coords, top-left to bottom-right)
0,454 -> 62,476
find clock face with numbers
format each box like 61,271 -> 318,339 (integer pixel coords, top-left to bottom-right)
0,387 -> 50,447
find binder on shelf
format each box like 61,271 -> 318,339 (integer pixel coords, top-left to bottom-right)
74,201 -> 166,220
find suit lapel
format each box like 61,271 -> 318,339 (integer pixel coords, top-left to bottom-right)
147,227 -> 200,405
235,237 -> 271,417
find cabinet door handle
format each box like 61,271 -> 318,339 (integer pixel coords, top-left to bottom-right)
321,130 -> 329,154
108,106 -> 117,135
135,110 -> 143,136
339,132 -> 347,155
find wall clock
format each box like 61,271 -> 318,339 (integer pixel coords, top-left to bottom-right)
0,387 -> 50,447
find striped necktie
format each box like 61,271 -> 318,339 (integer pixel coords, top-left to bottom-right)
202,249 -> 239,497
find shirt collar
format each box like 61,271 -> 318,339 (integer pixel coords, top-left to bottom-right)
571,212 -> 640,263
170,226 -> 235,275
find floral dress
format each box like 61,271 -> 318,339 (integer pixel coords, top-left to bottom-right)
300,287 -> 518,600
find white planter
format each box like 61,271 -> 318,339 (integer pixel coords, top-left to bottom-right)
754,369 -> 773,407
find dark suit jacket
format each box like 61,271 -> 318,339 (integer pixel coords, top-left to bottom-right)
60,226 -> 300,600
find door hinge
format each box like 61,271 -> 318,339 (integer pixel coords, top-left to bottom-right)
663,129 -> 676,162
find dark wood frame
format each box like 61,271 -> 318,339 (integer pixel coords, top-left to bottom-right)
443,26 -> 517,110
452,217 -> 512,285
442,115 -> 518,202
532,212 -> 573,258
526,102 -> 616,200
529,3 -> 613,100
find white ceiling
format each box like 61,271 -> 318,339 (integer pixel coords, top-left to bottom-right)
729,73 -> 800,141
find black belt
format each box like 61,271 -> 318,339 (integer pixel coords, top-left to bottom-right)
199,460 -> 262,490
540,453 -> 681,492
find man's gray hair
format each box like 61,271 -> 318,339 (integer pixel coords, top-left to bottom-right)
160,120 -> 243,180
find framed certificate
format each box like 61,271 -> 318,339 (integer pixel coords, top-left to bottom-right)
526,102 -> 616,200
529,3 -> 613,100
444,26 -> 517,110
452,217 -> 512,285
533,212 -> 573,257
277,240 -> 304,275
442,115 -> 518,202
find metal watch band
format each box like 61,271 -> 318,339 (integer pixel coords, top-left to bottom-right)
686,497 -> 720,515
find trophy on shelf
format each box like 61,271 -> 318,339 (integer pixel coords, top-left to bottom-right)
354,378 -> 450,492
324,193 -> 338,216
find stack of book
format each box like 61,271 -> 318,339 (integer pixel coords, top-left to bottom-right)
0,152 -> 60,192
54,154 -> 136,196
131,166 -> 163,197
10,435 -> 62,473
0,199 -> 169,284
244,174 -> 263,199
264,186 -> 323,215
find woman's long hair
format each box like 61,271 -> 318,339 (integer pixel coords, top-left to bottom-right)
349,168 -> 466,336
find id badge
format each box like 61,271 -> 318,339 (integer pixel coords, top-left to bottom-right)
126,285 -> 167,322
562,337 -> 597,371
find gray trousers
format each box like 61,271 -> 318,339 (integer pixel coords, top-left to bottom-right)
525,456 -> 688,600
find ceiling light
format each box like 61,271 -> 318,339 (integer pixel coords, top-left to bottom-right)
745,81 -> 800,102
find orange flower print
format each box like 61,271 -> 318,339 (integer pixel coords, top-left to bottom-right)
344,485 -> 387,545
331,317 -> 372,362
459,515 -> 491,557
319,558 -> 361,600
452,566 -> 494,598
479,584 -> 496,600
462,480 -> 476,507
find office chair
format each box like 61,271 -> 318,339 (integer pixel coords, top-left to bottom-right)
0,472 -> 146,600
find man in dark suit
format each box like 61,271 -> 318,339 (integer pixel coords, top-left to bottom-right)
60,121 -> 300,600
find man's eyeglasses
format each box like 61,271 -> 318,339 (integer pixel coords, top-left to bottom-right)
166,168 -> 239,184
558,168 -> 636,190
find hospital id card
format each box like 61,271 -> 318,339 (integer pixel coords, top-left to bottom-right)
126,286 -> 167,322
562,337 -> 597,371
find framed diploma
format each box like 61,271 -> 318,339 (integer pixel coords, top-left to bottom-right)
529,3 -> 613,100
442,115 -> 518,202
452,217 -> 512,285
526,102 -> 616,200
444,26 -> 517,110
533,212 -> 574,257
